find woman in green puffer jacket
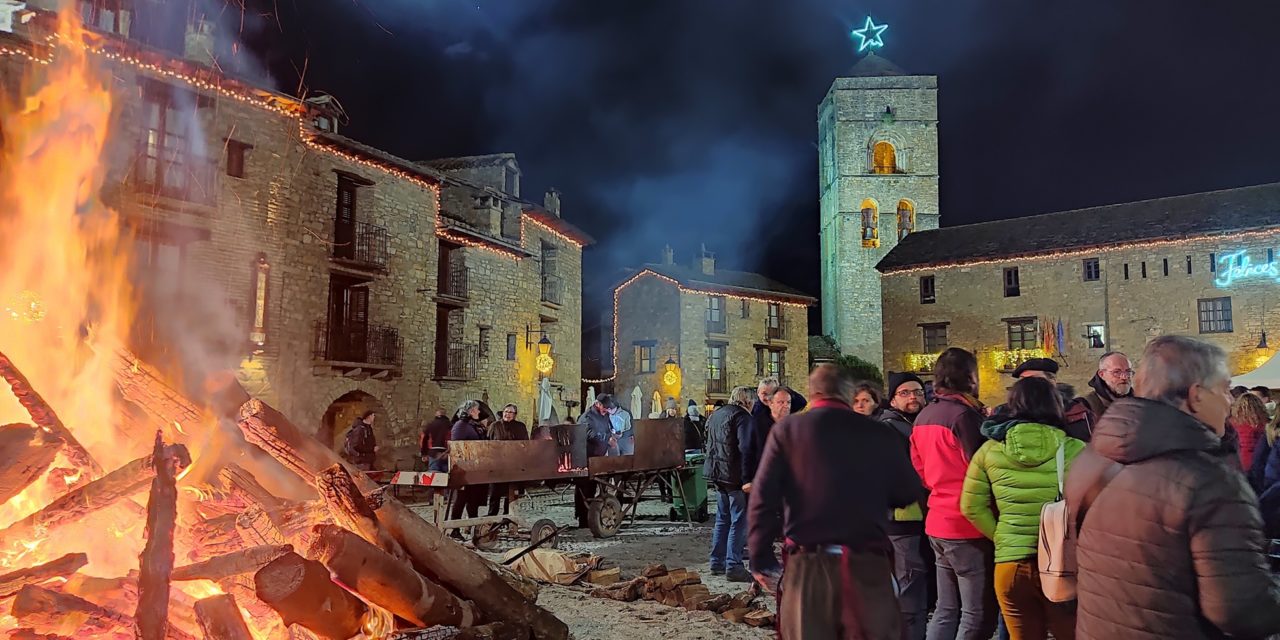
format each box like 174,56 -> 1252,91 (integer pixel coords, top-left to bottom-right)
961,376 -> 1084,640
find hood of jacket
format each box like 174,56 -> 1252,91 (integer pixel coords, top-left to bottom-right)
980,419 -> 1063,467
1087,372 -> 1132,406
1091,397 -> 1222,464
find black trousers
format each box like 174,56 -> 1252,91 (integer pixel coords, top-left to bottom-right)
574,478 -> 597,526
450,485 -> 484,522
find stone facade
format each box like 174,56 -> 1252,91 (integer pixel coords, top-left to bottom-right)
0,15 -> 587,469
818,68 -> 940,370
882,236 -> 1280,406
613,252 -> 812,411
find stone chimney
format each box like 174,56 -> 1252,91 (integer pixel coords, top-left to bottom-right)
544,188 -> 561,217
661,245 -> 674,265
473,193 -> 504,236
697,244 -> 715,276
183,18 -> 215,67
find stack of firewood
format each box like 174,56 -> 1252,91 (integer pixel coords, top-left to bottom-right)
0,347 -> 569,640
588,564 -> 775,629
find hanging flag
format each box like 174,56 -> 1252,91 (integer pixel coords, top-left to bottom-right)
1056,318 -> 1067,357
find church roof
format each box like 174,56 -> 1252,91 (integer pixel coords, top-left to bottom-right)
877,182 -> 1280,273
847,53 -> 906,77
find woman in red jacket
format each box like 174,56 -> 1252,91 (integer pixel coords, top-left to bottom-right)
1231,392 -> 1268,472
910,348 -> 998,640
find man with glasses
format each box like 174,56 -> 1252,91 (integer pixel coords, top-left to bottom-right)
879,373 -> 930,640
1064,351 -> 1134,441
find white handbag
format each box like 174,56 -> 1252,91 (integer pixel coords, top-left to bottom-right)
1038,441 -> 1076,602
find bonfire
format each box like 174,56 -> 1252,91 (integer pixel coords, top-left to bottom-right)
0,9 -> 563,640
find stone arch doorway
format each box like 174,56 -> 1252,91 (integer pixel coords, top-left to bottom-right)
318,390 -> 387,455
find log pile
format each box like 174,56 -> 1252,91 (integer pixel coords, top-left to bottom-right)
0,347 -> 568,640
588,564 -> 775,629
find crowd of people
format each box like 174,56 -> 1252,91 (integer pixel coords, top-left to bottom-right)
695,335 -> 1280,640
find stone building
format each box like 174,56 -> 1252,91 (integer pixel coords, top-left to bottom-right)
611,246 -> 815,410
818,54 -> 940,370
877,182 -> 1280,405
1,2 -> 589,468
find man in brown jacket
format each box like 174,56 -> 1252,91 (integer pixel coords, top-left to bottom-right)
1066,335 -> 1280,639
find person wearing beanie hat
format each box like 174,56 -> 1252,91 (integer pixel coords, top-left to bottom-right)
879,371 -> 930,640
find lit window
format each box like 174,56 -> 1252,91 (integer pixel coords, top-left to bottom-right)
1006,318 -> 1039,350
1084,324 -> 1106,349
897,200 -> 915,240
872,141 -> 897,174
860,198 -> 879,248
756,348 -> 785,378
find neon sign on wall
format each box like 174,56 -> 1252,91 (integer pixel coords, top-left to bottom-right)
1215,249 -> 1279,287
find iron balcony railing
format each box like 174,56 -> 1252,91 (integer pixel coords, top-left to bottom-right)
441,264 -> 470,300
437,343 -> 478,381
706,377 -> 727,395
541,274 -> 563,305
313,320 -> 403,368
333,220 -> 389,271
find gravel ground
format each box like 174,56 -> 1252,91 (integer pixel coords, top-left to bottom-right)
408,484 -> 773,639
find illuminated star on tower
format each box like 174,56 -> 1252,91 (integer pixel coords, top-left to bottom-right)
851,16 -> 888,53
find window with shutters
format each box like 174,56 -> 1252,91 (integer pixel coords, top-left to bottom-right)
334,177 -> 359,260
540,241 -> 562,304
135,84 -> 213,203
706,296 -> 726,334
922,323 -> 948,353
478,327 -> 491,358
634,342 -> 656,374
324,274 -> 370,362
1006,318 -> 1039,350
756,348 -> 785,379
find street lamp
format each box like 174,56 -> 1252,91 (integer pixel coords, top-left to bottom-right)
535,335 -> 555,374
662,356 -> 680,387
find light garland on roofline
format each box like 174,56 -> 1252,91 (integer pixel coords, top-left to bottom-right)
881,228 -> 1280,276
522,215 -> 587,248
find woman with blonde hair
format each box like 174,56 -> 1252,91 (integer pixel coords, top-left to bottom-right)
1230,393 -> 1269,472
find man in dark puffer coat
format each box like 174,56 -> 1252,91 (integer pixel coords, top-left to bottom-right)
1065,335 -> 1280,639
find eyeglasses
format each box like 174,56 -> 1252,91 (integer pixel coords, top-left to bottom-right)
895,389 -> 926,398
1103,368 -> 1135,377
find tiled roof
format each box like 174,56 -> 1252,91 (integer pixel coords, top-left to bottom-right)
309,131 -> 447,185
877,182 -> 1280,272
630,263 -> 816,305
848,53 -> 906,77
522,206 -> 594,246
422,153 -> 517,171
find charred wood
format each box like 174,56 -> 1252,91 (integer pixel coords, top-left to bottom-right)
193,594 -> 253,640
253,552 -> 366,640
172,545 -> 293,583
0,443 -> 190,543
0,424 -> 61,505
309,524 -> 477,628
0,350 -> 101,478
0,553 -> 87,598
136,432 -> 181,640
10,584 -> 196,640
315,464 -> 406,560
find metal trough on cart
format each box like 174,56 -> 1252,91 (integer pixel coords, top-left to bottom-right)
394,419 -> 689,547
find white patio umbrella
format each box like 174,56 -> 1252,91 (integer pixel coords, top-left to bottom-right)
650,390 -> 662,418
630,386 -> 643,419
586,385 -> 597,409
538,378 -> 554,424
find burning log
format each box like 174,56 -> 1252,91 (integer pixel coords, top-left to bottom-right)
233,396 -> 568,640
0,423 -> 62,505
0,350 -> 102,478
172,545 -> 293,583
219,464 -> 284,513
315,464 -> 406,560
0,443 -> 190,543
0,553 -> 87,598
137,432 -> 181,640
253,552 -> 367,640
235,502 -> 326,550
193,594 -> 253,640
309,524 -> 477,628
184,514 -> 247,563
60,572 -> 138,611
10,584 -> 197,640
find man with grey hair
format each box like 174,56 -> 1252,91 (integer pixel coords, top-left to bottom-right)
703,386 -> 757,582
1065,335 -> 1280,639
1063,351 -> 1134,441
749,377 -> 807,489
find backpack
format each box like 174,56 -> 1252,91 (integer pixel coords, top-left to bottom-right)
1038,447 -> 1121,602
343,424 -> 366,461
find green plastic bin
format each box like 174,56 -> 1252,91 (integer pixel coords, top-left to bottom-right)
668,452 -> 709,523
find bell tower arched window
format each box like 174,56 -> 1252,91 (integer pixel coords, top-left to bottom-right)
872,141 -> 897,174
860,198 -> 879,248
897,200 -> 915,240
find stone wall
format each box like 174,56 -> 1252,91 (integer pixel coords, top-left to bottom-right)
882,236 -> 1280,406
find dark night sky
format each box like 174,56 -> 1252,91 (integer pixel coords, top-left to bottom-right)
226,0 -> 1280,330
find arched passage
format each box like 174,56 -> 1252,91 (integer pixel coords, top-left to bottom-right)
318,389 -> 388,456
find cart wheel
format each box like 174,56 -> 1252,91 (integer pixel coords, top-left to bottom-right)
587,495 -> 623,538
694,503 -> 709,523
529,518 -> 559,549
472,524 -> 502,551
